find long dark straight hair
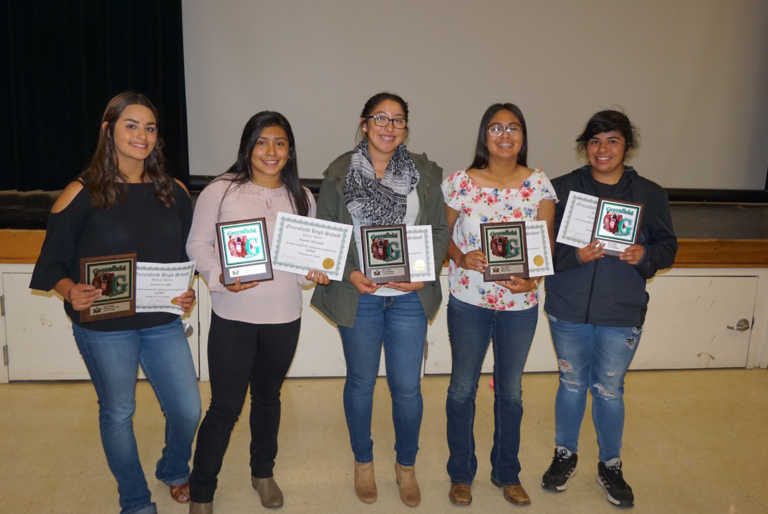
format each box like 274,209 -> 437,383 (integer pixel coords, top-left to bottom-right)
217,111 -> 309,216
467,103 -> 528,170
81,91 -> 174,208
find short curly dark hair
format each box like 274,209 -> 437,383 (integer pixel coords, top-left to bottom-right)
576,110 -> 637,153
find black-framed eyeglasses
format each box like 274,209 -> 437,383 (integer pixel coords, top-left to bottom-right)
488,122 -> 521,136
366,113 -> 407,129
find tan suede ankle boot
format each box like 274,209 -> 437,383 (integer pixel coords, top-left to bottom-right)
189,501 -> 213,514
354,460 -> 377,503
395,462 -> 421,507
252,476 -> 283,508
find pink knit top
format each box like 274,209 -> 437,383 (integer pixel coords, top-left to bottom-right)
187,175 -> 316,324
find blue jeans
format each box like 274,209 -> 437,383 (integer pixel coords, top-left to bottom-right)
73,319 -> 201,514
445,295 -> 538,485
547,314 -> 641,462
338,292 -> 427,466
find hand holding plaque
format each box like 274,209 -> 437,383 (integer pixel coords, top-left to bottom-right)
479,220 -> 554,280
480,222 -> 529,281
591,199 -> 644,256
79,253 -> 137,322
360,224 -> 410,284
216,218 -> 273,285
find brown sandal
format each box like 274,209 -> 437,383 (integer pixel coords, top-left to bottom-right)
170,482 -> 190,503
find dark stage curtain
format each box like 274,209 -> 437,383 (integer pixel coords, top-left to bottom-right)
2,1 -> 189,191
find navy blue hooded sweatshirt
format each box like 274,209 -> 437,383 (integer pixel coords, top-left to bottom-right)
545,165 -> 677,327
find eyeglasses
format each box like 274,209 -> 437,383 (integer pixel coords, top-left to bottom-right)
488,122 -> 521,136
366,113 -> 407,129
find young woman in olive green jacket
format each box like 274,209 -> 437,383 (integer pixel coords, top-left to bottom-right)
311,92 -> 449,507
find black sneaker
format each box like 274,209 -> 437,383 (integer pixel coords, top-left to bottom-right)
541,448 -> 578,492
597,461 -> 634,507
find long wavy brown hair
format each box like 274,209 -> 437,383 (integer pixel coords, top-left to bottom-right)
81,91 -> 175,208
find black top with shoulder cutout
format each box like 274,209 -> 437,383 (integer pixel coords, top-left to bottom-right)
30,182 -> 193,331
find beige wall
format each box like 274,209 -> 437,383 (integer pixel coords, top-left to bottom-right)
182,0 -> 768,189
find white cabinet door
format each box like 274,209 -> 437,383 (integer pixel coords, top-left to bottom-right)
2,270 -> 200,381
1,267 -> 759,380
636,275 -> 755,369
183,279 -> 386,380
287,288 -> 349,377
423,274 -> 757,373
4,271 -> 86,380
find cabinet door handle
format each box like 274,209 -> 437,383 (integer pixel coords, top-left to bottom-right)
726,319 -> 750,331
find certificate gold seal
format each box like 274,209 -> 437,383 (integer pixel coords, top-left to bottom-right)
533,255 -> 544,267
413,259 -> 425,272
322,258 -> 335,270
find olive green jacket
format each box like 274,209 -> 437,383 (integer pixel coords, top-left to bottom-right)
310,150 -> 450,327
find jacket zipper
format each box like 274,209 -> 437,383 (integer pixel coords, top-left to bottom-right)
582,170 -> 602,324
583,259 -> 599,323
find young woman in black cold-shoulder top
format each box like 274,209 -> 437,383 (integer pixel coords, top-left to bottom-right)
30,92 -> 201,514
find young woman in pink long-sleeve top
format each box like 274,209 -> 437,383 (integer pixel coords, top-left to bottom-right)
185,111 -> 328,514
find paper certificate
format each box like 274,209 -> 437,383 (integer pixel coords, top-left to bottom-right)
270,213 -> 352,281
406,225 -> 435,282
136,261 -> 196,315
525,221 -> 554,277
556,191 -> 599,248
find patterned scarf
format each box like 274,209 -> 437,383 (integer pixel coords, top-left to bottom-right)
344,139 -> 420,226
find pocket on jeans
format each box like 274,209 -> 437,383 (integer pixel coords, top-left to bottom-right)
547,313 -> 559,322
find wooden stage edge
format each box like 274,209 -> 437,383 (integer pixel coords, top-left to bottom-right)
1,230 -> 767,268
673,238 -> 768,268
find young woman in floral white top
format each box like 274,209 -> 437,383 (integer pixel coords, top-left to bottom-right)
441,103 -> 556,507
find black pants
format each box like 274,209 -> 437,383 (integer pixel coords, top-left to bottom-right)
190,312 -> 300,502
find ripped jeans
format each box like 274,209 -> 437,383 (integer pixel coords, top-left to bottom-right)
547,314 -> 641,462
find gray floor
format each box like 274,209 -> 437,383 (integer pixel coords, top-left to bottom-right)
2,369 -> 767,513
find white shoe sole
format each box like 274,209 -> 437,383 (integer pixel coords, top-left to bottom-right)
542,468 -> 576,492
596,475 -> 633,507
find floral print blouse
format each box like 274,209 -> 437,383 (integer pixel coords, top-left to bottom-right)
441,169 -> 557,311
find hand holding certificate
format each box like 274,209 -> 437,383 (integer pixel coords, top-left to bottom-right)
270,213 -> 352,281
406,225 -> 436,282
525,220 -> 554,277
136,261 -> 197,315
556,191 -> 599,248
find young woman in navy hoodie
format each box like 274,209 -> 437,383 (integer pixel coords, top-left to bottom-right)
541,110 -> 677,508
